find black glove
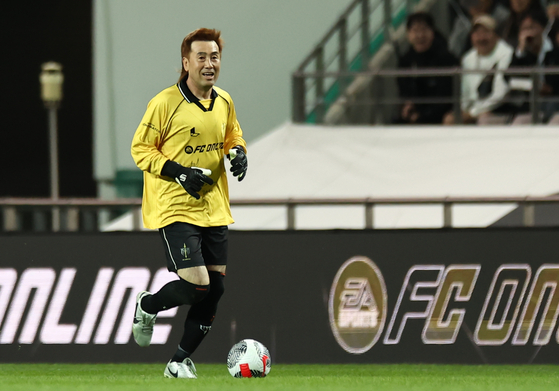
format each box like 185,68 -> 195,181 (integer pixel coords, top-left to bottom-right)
230,146 -> 248,182
161,160 -> 213,199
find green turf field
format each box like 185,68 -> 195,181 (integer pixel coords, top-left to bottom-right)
1,363 -> 558,391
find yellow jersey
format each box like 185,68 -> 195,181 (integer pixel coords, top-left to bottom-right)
131,78 -> 247,229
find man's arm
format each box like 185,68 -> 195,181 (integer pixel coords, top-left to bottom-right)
468,51 -> 513,118
131,98 -> 170,176
222,97 -> 248,181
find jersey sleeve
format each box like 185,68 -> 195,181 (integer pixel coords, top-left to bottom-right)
131,96 -> 171,175
223,97 -> 247,153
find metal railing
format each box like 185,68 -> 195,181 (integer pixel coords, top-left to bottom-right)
2,196 -> 559,232
0,198 -> 142,232
293,66 -> 559,125
292,0 -> 418,123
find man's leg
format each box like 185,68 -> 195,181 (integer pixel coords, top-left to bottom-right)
172,270 -> 225,362
171,226 -> 228,361
133,223 -> 210,348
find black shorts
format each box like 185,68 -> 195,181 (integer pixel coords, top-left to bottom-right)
159,222 -> 228,272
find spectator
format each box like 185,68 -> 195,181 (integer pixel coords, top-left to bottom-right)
548,2 -> 559,19
443,15 -> 514,125
395,12 -> 459,125
448,0 -> 510,58
507,9 -> 559,123
501,0 -> 548,48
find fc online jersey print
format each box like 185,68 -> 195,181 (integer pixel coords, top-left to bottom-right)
131,77 -> 247,229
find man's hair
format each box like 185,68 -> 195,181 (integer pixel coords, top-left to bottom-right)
179,28 -> 224,82
521,8 -> 549,29
406,12 -> 435,31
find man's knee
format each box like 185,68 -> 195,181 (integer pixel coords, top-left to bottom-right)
186,271 -> 225,323
175,278 -> 210,305
208,271 -> 225,300
178,266 -> 210,285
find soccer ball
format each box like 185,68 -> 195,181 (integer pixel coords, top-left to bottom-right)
227,339 -> 271,378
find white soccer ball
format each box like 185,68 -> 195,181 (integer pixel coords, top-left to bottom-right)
227,338 -> 271,378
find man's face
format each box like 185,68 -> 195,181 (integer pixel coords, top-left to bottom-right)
520,17 -> 544,53
182,40 -> 221,93
406,21 -> 434,53
471,25 -> 498,55
509,0 -> 531,14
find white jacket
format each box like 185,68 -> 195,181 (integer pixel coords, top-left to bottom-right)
461,39 -> 514,117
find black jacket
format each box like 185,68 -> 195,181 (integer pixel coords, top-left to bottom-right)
507,44 -> 559,114
397,35 -> 459,124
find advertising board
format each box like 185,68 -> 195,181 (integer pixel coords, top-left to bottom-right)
1,229 -> 558,363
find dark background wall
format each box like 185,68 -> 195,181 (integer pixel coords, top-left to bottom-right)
2,1 -> 95,197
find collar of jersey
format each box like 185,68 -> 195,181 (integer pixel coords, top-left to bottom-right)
177,75 -> 218,112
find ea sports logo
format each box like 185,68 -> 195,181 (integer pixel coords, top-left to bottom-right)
328,256 -> 387,354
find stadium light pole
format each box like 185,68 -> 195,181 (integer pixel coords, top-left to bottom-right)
40,62 -> 64,232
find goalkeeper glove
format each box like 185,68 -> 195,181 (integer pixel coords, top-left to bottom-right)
161,161 -> 213,200
229,146 -> 248,182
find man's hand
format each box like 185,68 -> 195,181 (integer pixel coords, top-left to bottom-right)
540,83 -> 553,96
401,101 -> 419,123
461,110 -> 477,124
518,29 -> 537,54
161,161 -> 213,199
229,146 -> 248,182
175,167 -> 214,199
442,111 -> 455,125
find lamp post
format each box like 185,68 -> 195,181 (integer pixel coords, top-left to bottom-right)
40,62 -> 64,232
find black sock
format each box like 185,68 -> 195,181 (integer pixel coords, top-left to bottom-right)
179,318 -> 211,355
178,272 -> 224,354
140,293 -> 163,314
141,279 -> 209,314
171,345 -> 189,362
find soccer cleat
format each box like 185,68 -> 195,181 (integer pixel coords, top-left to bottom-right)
164,358 -> 197,379
132,291 -> 157,347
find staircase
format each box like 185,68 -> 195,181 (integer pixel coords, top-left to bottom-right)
291,0 -> 441,125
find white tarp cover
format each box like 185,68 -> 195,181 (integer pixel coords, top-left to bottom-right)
227,123 -> 559,230
103,123 -> 559,231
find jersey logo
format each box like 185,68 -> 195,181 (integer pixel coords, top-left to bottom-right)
190,127 -> 200,137
143,123 -> 160,133
185,143 -> 224,154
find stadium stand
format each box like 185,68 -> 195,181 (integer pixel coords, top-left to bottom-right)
293,0 -> 559,126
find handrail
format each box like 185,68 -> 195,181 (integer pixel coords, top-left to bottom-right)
0,197 -> 143,206
292,0 -> 415,123
2,196 -> 558,231
4,195 -> 559,205
293,66 -> 559,125
296,0 -> 367,72
294,66 -> 559,77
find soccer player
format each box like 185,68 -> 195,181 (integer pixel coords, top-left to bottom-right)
130,28 -> 248,379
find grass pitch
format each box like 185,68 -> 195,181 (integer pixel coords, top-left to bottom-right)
0,363 -> 558,391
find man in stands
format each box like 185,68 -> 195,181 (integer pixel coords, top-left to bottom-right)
506,9 -> 559,124
444,15 -> 514,125
448,0 -> 509,58
501,0 -> 548,48
395,12 -> 459,125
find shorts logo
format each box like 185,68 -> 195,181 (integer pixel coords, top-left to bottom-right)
181,244 -> 191,261
329,256 -> 387,354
